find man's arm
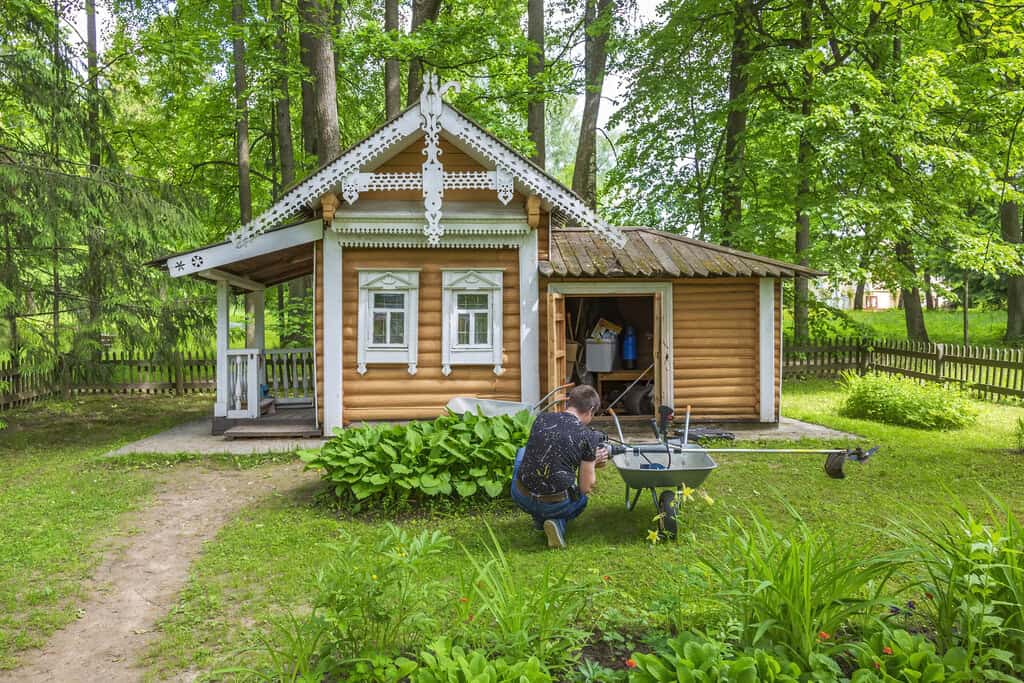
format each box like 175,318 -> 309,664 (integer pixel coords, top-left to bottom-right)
578,460 -> 597,494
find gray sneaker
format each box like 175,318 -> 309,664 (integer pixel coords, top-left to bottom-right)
543,519 -> 566,549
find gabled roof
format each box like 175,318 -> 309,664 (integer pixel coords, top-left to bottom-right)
230,75 -> 626,249
541,228 -> 825,278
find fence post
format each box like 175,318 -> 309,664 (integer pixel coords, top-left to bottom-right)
174,351 -> 185,396
934,343 -> 944,383
858,339 -> 869,375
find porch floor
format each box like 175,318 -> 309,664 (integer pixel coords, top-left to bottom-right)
223,406 -> 322,439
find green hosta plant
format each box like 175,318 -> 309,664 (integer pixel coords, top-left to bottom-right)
410,637 -> 553,682
848,629 -> 984,682
628,632 -> 803,682
300,409 -> 534,509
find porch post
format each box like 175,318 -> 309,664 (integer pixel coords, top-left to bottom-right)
214,279 -> 230,417
758,277 -> 776,422
322,235 -> 344,433
246,289 -> 266,386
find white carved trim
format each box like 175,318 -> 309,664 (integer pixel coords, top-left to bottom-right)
441,269 -> 503,374
322,237 -> 344,433
231,109 -> 422,244
172,221 -> 322,278
519,229 -> 540,403
356,269 -> 420,374
759,278 -> 776,423
440,107 -> 625,248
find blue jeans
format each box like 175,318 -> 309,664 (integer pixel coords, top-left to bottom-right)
511,448 -> 588,537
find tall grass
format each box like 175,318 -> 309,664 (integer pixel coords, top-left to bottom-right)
693,508 -> 899,673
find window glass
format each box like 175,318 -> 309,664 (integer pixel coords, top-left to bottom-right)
370,291 -> 406,345
457,293 -> 488,310
473,312 -> 489,345
457,312 -> 470,346
372,312 -> 387,344
389,311 -> 405,344
374,292 -> 404,309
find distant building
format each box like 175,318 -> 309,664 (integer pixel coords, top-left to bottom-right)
817,282 -> 948,311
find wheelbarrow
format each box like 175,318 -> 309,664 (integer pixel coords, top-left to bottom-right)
606,406 -> 880,538
445,383 -> 574,418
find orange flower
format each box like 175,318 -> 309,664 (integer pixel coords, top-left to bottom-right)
602,575 -> 611,582
458,596 -> 468,603
874,661 -> 881,670
818,631 -> 830,641
882,646 -> 893,655
467,614 -> 475,622
625,658 -> 637,669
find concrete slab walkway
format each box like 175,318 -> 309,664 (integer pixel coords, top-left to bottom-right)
105,418 -> 326,457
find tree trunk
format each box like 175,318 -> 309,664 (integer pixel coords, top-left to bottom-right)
895,241 -> 928,342
571,0 -> 614,210
384,0 -> 401,118
3,219 -> 19,378
720,0 -> 753,246
272,0 -> 295,191
406,0 -> 444,105
527,0 -> 545,167
308,0 -> 340,164
1002,200 -> 1024,342
792,0 -> 813,345
84,0 -> 103,344
853,281 -> 865,310
232,0 -> 252,224
298,0 -> 318,156
923,271 -> 935,310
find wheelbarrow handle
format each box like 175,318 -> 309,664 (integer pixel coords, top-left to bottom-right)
533,382 -> 575,413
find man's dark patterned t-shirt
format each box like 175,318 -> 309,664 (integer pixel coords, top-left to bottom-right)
518,412 -> 605,495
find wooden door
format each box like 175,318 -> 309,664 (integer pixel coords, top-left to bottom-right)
653,291 -> 663,410
547,291 -> 566,394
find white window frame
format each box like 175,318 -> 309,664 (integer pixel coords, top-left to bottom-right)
442,269 -> 503,376
357,269 -> 420,375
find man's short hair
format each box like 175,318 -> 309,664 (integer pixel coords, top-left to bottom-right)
566,385 -> 601,415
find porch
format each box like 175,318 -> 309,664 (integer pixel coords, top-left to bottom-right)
215,347 -> 321,438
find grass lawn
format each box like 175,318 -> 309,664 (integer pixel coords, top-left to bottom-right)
140,380 -> 1024,680
0,395 -> 212,669
847,308 -> 1010,346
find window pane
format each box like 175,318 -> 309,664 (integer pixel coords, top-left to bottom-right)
372,313 -> 387,344
473,312 -> 489,345
374,292 -> 405,309
457,293 -> 488,310
457,313 -> 470,345
389,311 -> 405,344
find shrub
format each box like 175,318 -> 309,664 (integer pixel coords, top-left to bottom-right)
458,527 -> 592,671
839,371 -> 977,430
410,637 -> 553,682
1015,416 -> 1024,453
691,509 -> 898,673
848,629 -> 983,682
300,410 -> 534,509
887,496 -> 1024,675
628,631 -> 803,682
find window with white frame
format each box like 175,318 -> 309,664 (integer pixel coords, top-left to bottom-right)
357,270 -> 419,375
441,270 -> 503,376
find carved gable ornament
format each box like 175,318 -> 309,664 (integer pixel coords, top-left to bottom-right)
230,74 -> 625,249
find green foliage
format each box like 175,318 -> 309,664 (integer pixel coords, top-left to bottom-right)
300,410 -> 534,509
628,632 -> 803,682
314,525 -> 452,660
848,629 -> 986,683
691,509 -> 897,672
457,527 -> 592,670
839,372 -> 977,430
410,637 -> 552,683
886,497 -> 1024,675
1015,417 -> 1024,453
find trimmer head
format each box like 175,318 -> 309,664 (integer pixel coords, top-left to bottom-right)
824,446 -> 880,479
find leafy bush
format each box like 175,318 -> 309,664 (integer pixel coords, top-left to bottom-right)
458,527 -> 592,671
692,509 -> 898,673
300,410 -> 535,509
315,525 -> 451,661
848,629 -> 984,682
839,371 -> 977,430
410,637 -> 553,682
1015,416 -> 1024,453
887,497 -> 1024,675
628,631 -> 803,682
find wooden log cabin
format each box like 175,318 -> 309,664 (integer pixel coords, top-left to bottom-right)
151,75 -> 821,437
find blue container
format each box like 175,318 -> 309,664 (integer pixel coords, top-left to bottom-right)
621,326 -> 637,370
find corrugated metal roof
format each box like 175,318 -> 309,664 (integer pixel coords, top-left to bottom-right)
541,228 -> 825,279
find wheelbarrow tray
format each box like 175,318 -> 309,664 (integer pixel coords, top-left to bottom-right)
612,445 -> 717,490
444,396 -> 533,418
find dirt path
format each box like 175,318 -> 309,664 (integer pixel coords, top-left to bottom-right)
0,461 -> 318,683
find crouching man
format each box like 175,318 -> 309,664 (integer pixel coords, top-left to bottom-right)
511,385 -> 609,549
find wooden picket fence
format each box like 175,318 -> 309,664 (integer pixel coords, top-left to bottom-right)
0,351 -> 217,410
783,338 -> 1024,402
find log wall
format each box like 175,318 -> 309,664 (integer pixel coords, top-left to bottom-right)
340,247 -> 522,422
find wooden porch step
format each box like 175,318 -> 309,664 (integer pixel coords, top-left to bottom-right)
223,423 -> 322,439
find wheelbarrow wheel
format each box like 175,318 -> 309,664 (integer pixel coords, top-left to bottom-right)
658,490 -> 678,539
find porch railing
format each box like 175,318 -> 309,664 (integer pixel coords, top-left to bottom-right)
226,348 -> 261,419
264,347 -> 315,404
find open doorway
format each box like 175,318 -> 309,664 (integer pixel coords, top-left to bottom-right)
561,294 -> 661,416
